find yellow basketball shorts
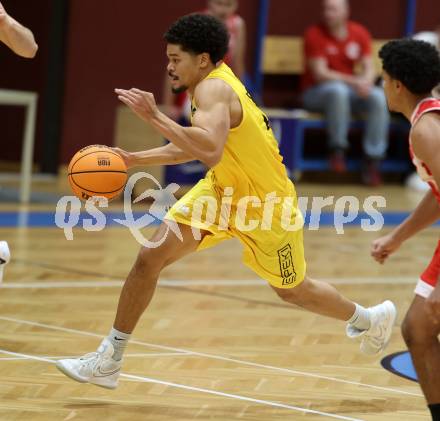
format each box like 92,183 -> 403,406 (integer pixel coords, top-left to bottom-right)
164,177 -> 306,289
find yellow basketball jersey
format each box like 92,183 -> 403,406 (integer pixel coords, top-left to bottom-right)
168,63 -> 306,289
192,63 -> 292,200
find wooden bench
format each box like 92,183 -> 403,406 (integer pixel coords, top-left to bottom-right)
262,108 -> 410,179
263,35 -> 388,75
262,36 -> 410,176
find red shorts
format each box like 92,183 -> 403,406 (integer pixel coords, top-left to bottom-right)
415,241 -> 440,298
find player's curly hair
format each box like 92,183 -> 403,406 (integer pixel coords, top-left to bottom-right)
379,39 -> 440,95
164,13 -> 229,64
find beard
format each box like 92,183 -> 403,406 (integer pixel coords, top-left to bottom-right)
171,85 -> 188,94
169,71 -> 188,94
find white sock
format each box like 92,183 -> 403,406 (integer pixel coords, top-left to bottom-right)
347,303 -> 371,331
108,327 -> 131,361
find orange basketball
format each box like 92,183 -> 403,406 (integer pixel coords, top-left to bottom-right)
68,145 -> 127,201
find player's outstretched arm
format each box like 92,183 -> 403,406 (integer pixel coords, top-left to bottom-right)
116,78 -> 230,168
372,115 -> 440,265
0,2 -> 38,58
371,189 -> 440,264
112,143 -> 195,168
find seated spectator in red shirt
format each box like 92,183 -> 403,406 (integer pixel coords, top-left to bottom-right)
301,0 -> 389,186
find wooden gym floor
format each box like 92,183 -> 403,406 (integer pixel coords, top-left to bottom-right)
0,182 -> 435,420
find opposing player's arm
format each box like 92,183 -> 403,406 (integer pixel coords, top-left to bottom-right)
412,114 -> 440,189
387,116 -> 440,242
371,181 -> 440,264
371,115 -> 440,265
413,114 -> 440,318
386,189 -> 440,243
0,2 -> 38,58
116,78 -> 230,168
390,116 -> 440,238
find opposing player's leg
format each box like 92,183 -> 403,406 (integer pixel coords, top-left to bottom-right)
56,222 -> 206,389
402,295 -> 440,407
403,254 -> 440,420
401,245 -> 440,417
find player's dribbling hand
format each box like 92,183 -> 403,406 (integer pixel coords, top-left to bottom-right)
115,88 -> 159,122
426,286 -> 440,325
371,233 -> 402,264
110,147 -> 136,169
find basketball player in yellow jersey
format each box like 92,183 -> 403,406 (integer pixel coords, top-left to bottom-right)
57,14 -> 396,389
0,2 -> 37,282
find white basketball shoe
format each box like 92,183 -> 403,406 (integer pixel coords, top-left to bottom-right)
56,338 -> 121,389
346,300 -> 397,355
0,241 -> 11,283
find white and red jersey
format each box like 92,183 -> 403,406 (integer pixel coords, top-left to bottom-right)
410,98 -> 440,298
409,98 -> 440,203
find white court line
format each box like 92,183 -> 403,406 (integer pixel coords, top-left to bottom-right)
123,352 -> 191,358
0,352 -> 186,361
0,280 -> 124,289
0,277 -> 417,289
0,349 -> 53,364
0,355 -> 71,361
121,372 -> 365,421
0,315 -> 422,398
0,348 -> 364,421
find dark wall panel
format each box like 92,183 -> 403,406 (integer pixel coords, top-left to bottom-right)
415,0 -> 440,32
1,1 -> 438,166
267,0 -> 407,38
0,0 -> 51,163
60,0 -> 258,164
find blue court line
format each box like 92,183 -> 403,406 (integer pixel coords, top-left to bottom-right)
0,210 -> 440,228
0,211 -> 160,228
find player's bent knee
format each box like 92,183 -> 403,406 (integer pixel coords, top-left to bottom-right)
272,277 -> 311,305
401,317 -> 414,346
136,246 -> 168,274
401,320 -> 428,349
401,310 -> 439,347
